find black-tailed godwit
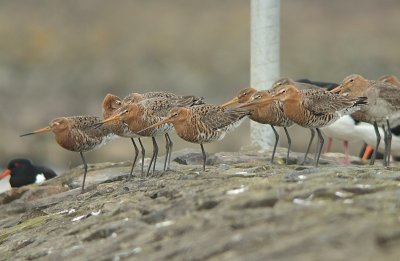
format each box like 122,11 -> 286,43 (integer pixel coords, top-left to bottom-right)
20,116 -> 115,192
222,87 -> 293,164
332,74 -> 400,166
272,84 -> 367,166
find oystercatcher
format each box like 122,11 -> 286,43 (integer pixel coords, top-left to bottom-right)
0,158 -> 57,188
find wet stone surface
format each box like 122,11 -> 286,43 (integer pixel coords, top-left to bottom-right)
1,148 -> 400,260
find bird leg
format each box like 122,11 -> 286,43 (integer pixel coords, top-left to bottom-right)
313,129 -> 319,164
314,128 -> 324,166
128,138 -> 139,180
385,119 -> 392,167
370,121 -> 380,165
163,134 -> 169,173
382,124 -> 388,166
283,127 -> 291,165
79,152 -> 88,193
147,137 -> 158,177
163,133 -> 173,173
200,143 -> 207,171
138,138 -> 145,176
303,129 -> 315,164
270,125 -> 279,164
167,133 -> 173,170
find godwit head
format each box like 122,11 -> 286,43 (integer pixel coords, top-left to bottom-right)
331,74 -> 368,97
102,94 -> 122,119
271,78 -> 295,90
100,104 -> 136,126
272,84 -> 301,102
221,87 -> 257,107
234,92 -> 274,110
20,117 -> 70,137
378,75 -> 400,88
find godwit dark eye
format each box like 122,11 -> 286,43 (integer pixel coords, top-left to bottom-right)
349,79 -> 354,83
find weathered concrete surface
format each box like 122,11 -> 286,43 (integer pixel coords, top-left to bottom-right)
1,148 -> 400,261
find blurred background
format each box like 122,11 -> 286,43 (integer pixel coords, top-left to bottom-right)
1,0 -> 400,182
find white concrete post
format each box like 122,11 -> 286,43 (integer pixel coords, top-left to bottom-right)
250,0 -> 280,149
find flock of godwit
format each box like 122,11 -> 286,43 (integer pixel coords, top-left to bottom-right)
19,74 -> 400,192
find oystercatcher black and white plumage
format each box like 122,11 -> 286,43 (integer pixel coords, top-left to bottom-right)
0,158 -> 57,188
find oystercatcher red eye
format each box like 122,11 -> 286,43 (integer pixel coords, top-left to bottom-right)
14,162 -> 20,167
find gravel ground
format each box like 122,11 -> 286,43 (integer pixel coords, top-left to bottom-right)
1,148 -> 400,261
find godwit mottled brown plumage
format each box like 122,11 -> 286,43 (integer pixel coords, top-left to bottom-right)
138,104 -> 250,171
99,96 -> 201,176
272,85 -> 368,166
272,78 -> 323,91
222,87 -> 293,164
123,92 -> 182,104
20,116 -> 115,192
332,74 -> 400,166
102,94 -> 145,178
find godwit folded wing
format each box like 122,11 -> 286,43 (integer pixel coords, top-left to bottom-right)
200,106 -> 249,131
301,90 -> 367,116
